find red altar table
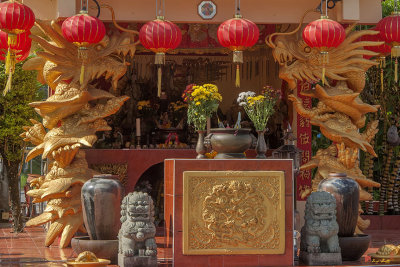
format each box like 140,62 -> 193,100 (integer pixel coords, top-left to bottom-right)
164,159 -> 294,267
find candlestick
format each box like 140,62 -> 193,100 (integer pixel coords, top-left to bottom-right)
136,136 -> 141,149
136,118 -> 141,137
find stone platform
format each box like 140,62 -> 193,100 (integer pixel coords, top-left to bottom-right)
300,252 -> 342,266
118,253 -> 157,267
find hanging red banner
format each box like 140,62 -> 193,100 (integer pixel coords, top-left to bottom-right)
296,81 -> 312,201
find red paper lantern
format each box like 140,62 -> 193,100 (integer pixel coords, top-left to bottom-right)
217,15 -> 259,87
377,13 -> 400,53
377,12 -> 400,82
62,14 -> 106,46
62,12 -> 106,85
139,17 -> 182,96
302,16 -> 345,85
0,1 -> 35,35
0,30 -> 32,62
0,0 -> 35,94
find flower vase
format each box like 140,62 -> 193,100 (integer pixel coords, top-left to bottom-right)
196,130 -> 207,159
255,130 -> 267,159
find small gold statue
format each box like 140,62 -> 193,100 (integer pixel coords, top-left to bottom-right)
75,251 -> 99,262
369,244 -> 400,264
66,251 -> 111,267
376,244 -> 400,256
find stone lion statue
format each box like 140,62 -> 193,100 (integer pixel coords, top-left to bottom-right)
118,191 -> 157,257
300,191 -> 340,254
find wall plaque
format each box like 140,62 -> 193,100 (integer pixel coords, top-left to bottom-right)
183,170 -> 286,255
198,0 -> 217,20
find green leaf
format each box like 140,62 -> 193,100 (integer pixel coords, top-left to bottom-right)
0,58 -> 43,162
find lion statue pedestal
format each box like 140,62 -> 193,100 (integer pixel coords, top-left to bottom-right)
118,192 -> 157,267
300,191 -> 342,265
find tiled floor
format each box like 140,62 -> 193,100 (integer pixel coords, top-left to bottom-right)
0,224 -> 172,266
0,223 -> 399,266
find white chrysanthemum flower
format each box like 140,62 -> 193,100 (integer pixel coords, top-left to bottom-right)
246,91 -> 256,97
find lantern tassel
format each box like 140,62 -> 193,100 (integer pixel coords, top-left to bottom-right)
321,51 -> 329,86
8,34 -> 17,47
378,56 -> 385,92
155,53 -> 165,97
78,47 -> 88,86
157,67 -> 162,97
4,48 -> 16,95
391,46 -> 400,83
235,65 -> 241,88
233,51 -> 243,88
3,71 -> 13,96
5,49 -> 11,75
80,64 -> 85,85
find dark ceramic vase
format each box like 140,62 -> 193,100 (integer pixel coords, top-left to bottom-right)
318,172 -> 359,237
255,130 -> 267,159
81,175 -> 124,240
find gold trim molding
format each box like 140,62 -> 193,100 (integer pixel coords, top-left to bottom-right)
183,171 -> 285,255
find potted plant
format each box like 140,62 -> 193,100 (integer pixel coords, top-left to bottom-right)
237,87 -> 280,158
182,83 -> 222,158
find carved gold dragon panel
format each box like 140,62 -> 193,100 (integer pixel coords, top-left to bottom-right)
183,171 -> 285,255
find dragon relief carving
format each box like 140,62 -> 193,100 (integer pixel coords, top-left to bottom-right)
202,181 -> 267,247
183,172 -> 285,254
266,14 -> 382,233
20,19 -> 137,248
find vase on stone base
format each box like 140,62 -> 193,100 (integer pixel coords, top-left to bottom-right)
81,174 -> 124,240
318,172 -> 370,261
196,130 -> 207,159
73,174 -> 124,264
255,130 -> 267,159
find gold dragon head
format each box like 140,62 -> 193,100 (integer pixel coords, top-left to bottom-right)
266,11 -> 382,92
23,19 -> 137,91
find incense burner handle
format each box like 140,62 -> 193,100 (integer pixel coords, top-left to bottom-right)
204,133 -> 213,149
250,133 -> 257,149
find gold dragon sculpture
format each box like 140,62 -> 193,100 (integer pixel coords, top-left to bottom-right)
266,14 -> 381,232
20,19 -> 137,248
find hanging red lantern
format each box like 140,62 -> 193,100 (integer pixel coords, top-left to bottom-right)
302,16 -> 345,85
217,15 -> 259,87
362,27 -> 390,91
62,11 -> 106,85
139,17 -> 182,97
377,12 -> 400,82
0,30 -> 32,62
0,0 -> 35,94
